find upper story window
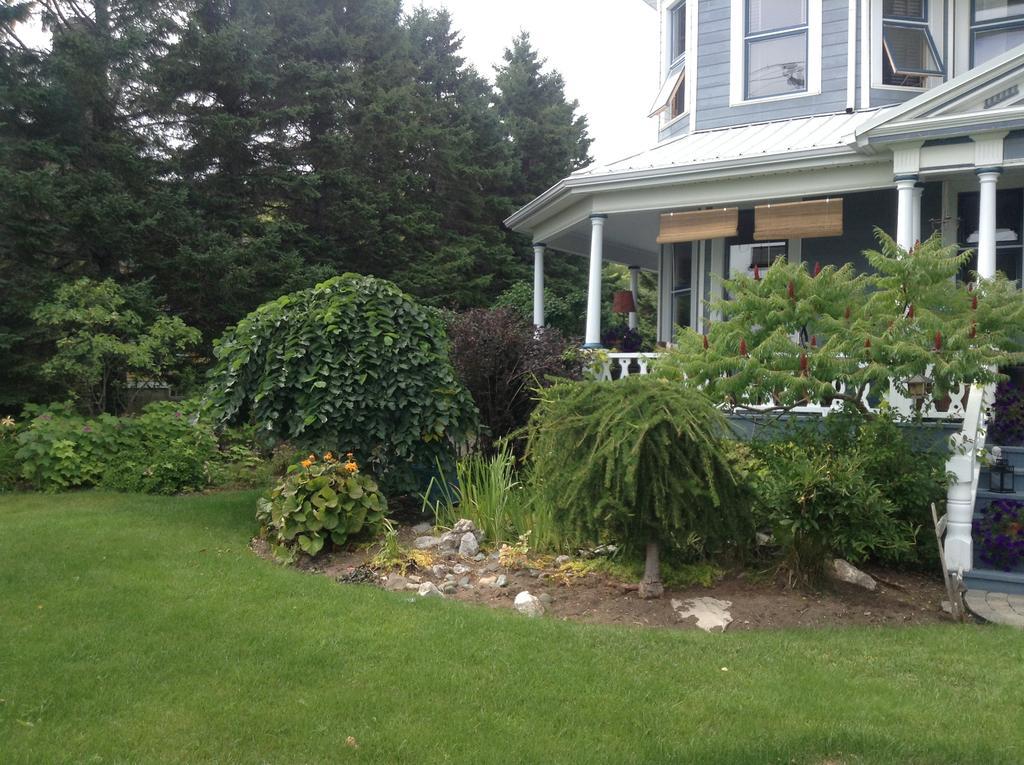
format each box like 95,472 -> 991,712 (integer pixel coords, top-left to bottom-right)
972,1 -> 1024,67
669,2 -> 686,65
882,0 -> 943,87
744,0 -> 809,99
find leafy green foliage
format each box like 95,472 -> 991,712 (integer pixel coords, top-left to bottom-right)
33,279 -> 200,415
446,308 -> 583,454
0,415 -> 21,491
658,232 -> 1024,411
206,274 -> 476,491
526,377 -> 755,561
257,452 -> 387,558
750,412 -> 950,583
15,401 -> 217,494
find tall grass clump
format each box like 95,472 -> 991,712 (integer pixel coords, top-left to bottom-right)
526,376 -> 755,598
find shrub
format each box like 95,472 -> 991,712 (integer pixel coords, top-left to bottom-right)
257,452 -> 387,558
526,376 -> 755,597
206,274 -> 476,492
16,401 -> 217,494
447,308 -> 583,454
0,416 -> 21,491
974,499 -> 1024,572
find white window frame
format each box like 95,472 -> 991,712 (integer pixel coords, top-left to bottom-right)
730,0 -> 823,106
969,1 -> 1024,68
668,1 -> 687,67
871,0 -> 946,91
658,0 -> 697,129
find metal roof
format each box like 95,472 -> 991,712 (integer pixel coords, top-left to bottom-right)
573,109 -> 890,179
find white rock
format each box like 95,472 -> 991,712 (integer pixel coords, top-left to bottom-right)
413,536 -> 441,550
417,582 -> 444,598
452,563 -> 471,575
438,531 -> 462,554
407,575 -> 422,584
495,574 -> 508,588
430,564 -> 449,578
830,559 -> 877,591
412,522 -> 434,534
452,519 -> 477,534
672,597 -> 733,633
478,575 -> 498,587
458,533 -> 480,558
514,591 -> 545,617
554,555 -> 571,567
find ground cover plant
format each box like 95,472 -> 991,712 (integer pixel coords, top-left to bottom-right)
205,274 -> 476,493
527,376 -> 755,597
2,491 -> 1023,764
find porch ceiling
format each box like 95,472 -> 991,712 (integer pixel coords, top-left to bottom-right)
545,210 -> 661,270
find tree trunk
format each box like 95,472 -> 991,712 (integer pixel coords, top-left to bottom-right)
638,538 -> 664,599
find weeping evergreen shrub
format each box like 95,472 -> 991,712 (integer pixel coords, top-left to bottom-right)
526,376 -> 755,597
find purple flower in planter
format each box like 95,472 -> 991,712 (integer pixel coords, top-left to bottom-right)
974,498 -> 1024,571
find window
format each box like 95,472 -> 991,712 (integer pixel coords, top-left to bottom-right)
729,242 -> 788,275
972,1 -> 1024,66
669,2 -> 686,65
881,0 -> 943,86
671,79 -> 686,118
672,246 -> 694,330
744,0 -> 808,99
957,188 -> 1023,284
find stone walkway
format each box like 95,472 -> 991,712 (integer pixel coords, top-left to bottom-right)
964,590 -> 1024,628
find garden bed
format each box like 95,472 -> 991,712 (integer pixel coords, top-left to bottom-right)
251,520 -> 951,632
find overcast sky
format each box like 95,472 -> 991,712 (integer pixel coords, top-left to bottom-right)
17,0 -> 660,164
415,0 -> 660,164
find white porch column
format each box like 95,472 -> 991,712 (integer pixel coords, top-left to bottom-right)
911,183 -> 924,246
976,168 -> 1002,279
628,266 -> 640,331
895,175 -> 918,251
532,242 -> 546,327
584,214 -> 607,347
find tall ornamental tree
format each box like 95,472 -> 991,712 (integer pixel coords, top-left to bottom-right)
205,274 -> 476,489
658,231 -> 1024,411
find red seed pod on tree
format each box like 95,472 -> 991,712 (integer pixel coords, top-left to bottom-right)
970,321 -> 977,339
787,280 -> 796,300
864,337 -> 872,349
844,305 -> 851,321
907,304 -> 915,320
799,352 -> 808,376
934,331 -> 943,351
810,335 -> 817,348
813,261 -> 821,277
753,265 -> 761,281
972,294 -> 979,310
702,334 -> 709,350
739,338 -> 748,357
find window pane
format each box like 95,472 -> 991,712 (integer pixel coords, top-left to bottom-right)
883,24 -> 942,74
671,79 -> 686,117
746,0 -> 806,34
746,32 -> 807,98
670,3 -> 686,60
974,25 -> 1024,65
975,0 -> 1024,22
884,0 -> 925,20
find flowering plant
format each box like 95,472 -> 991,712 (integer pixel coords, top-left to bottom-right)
974,499 -> 1024,572
988,381 -> 1024,447
257,451 -> 387,558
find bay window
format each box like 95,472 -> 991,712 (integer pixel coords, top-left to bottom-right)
744,0 -> 809,99
972,1 -> 1024,67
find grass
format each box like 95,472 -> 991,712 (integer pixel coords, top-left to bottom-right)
1,492 -> 1023,764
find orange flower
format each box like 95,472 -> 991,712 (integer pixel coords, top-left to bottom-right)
344,460 -> 358,474
323,451 -> 335,462
300,458 -> 313,469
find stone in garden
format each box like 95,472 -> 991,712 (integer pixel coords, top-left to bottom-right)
441,582 -> 458,595
405,583 -> 420,591
514,591 -> 545,617
431,564 -> 449,578
452,519 -> 477,534
484,561 -> 500,573
554,555 -> 571,567
458,576 -> 471,588
538,593 -> 554,605
672,597 -> 733,633
417,582 -> 444,598
755,532 -> 774,547
384,574 -> 409,592
438,531 -> 462,554
830,559 -> 877,591
458,533 -> 479,558
412,522 -> 434,534
407,575 -> 422,584
473,552 -> 486,561
496,574 -> 508,588
478,576 -> 498,587
414,536 -> 441,550
452,563 -> 471,575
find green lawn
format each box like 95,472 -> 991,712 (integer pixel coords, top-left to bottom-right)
1,492 -> 1021,764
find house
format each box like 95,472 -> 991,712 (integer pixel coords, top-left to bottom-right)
505,0 -> 1024,602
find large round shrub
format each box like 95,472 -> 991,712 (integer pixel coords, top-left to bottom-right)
206,274 -> 476,488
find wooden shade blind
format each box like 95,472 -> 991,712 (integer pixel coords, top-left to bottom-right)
657,207 -> 739,244
754,198 -> 843,240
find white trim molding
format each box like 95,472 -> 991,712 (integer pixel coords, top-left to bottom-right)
729,0 -> 823,107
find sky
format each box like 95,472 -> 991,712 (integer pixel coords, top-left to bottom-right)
16,0 -> 660,165
416,0 -> 661,164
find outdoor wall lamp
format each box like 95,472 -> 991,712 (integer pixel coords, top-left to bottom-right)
989,446 -> 1015,494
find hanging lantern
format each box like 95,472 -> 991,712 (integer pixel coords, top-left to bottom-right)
989,447 -> 1015,493
611,290 -> 637,315
905,373 -> 933,406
